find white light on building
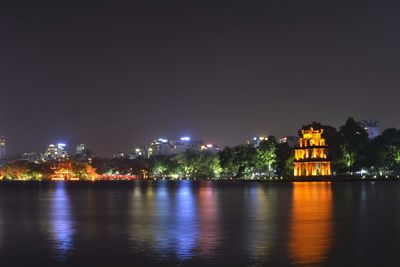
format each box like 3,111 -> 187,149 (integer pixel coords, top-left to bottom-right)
0,136 -> 5,161
44,143 -> 69,161
360,120 -> 380,139
248,136 -> 268,147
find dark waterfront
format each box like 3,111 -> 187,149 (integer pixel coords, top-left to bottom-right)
0,181 -> 400,266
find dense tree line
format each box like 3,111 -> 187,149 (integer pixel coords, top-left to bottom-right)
96,117 -> 400,179
2,117 -> 400,180
91,136 -> 293,179
0,160 -> 96,180
301,118 -> 400,176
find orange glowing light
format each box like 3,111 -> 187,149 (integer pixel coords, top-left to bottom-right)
294,128 -> 331,176
288,182 -> 333,265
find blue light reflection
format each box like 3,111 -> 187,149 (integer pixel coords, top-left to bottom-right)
174,180 -> 198,260
51,182 -> 75,261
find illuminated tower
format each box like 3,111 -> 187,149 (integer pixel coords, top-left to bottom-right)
0,136 -> 5,161
294,128 -> 331,176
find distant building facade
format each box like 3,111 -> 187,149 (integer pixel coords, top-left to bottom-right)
200,144 -> 221,154
359,120 -> 380,139
0,136 -> 5,162
129,146 -> 149,159
149,138 -> 171,156
170,137 -> 202,155
279,136 -> 298,148
75,144 -> 92,162
22,152 -> 44,163
113,152 -> 126,159
76,144 -> 86,155
136,137 -> 206,158
248,136 -> 268,148
43,143 -> 69,161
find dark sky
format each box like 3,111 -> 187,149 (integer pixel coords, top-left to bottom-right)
1,0 -> 400,156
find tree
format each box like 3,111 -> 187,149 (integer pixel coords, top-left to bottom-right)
173,150 -> 198,178
173,150 -> 222,179
196,152 -> 222,179
0,160 -> 53,180
341,145 -> 357,171
256,136 -> 278,176
365,128 -> 400,175
150,157 -> 170,178
219,147 -> 239,178
219,145 -> 257,179
72,161 -> 98,180
275,143 -> 294,177
339,117 -> 369,174
233,145 -> 257,179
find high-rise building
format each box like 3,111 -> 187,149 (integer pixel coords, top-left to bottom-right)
75,144 -> 92,162
170,137 -> 202,155
43,143 -> 69,161
149,138 -> 171,156
147,137 -> 203,157
0,136 -> 5,161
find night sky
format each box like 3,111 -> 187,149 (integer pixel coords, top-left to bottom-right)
1,0 -> 399,156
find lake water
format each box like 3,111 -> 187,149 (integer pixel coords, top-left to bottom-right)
0,180 -> 399,266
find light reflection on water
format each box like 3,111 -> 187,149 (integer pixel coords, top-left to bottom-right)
2,181 -> 400,266
152,183 -> 172,255
50,182 -> 75,261
289,182 -> 333,265
128,181 -> 335,265
174,180 -> 198,260
245,184 -> 276,266
197,182 -> 219,257
129,181 -> 205,260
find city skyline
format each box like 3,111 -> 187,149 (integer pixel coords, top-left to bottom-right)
1,1 -> 400,267
0,117 -> 381,158
1,1 -> 399,156
0,133 -> 280,158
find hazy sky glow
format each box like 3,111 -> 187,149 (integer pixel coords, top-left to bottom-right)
1,0 -> 399,156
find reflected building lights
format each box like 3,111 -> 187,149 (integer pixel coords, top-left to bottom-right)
50,182 -> 75,261
198,182 -> 219,257
246,185 -> 275,265
175,181 -> 198,260
129,181 -> 200,262
289,182 -> 333,265
129,183 -> 156,252
152,183 -> 173,257
129,182 -> 177,261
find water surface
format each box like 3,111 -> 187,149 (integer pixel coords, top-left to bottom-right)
0,181 -> 399,266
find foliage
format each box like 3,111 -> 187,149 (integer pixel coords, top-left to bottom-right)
364,128 -> 400,175
256,136 -> 278,176
0,160 -> 97,180
173,150 -> 222,179
275,143 -> 294,177
4,117 -> 400,180
337,118 -> 369,174
218,145 -> 257,179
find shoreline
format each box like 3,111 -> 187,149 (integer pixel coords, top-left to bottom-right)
1,176 -> 400,182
